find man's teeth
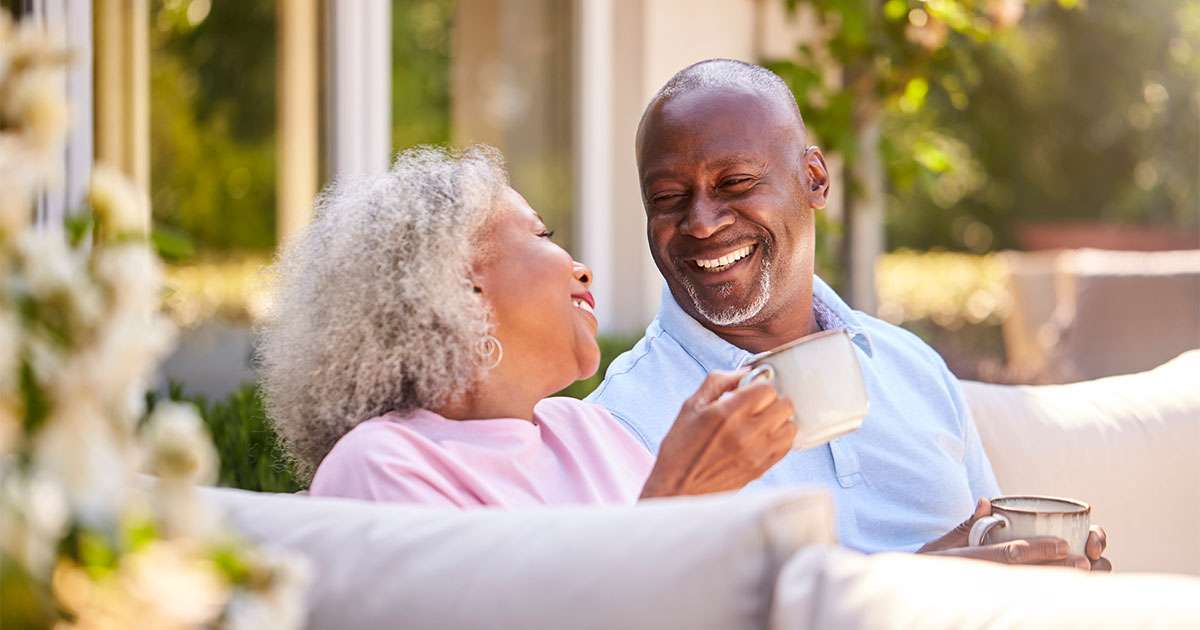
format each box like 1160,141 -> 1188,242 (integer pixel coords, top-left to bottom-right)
572,298 -> 595,315
694,245 -> 754,271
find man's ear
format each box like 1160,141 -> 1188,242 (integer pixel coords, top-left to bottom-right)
803,146 -> 830,209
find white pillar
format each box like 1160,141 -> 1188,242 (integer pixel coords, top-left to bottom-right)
325,0 -> 391,179
27,0 -> 93,228
574,0 -> 614,329
94,0 -> 149,214
277,0 -> 319,245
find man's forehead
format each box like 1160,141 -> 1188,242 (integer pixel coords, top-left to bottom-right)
638,87 -> 800,168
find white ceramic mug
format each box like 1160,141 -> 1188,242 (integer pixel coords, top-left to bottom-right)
968,495 -> 1092,557
737,328 -> 870,451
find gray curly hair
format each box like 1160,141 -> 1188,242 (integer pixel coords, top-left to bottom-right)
258,145 -> 508,479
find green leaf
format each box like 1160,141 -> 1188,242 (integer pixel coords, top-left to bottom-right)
884,0 -> 909,22
151,228 -> 196,262
18,359 -> 49,435
64,213 -> 94,248
77,529 -> 119,575
899,77 -> 930,113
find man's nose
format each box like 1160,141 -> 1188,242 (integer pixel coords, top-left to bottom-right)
680,197 -> 734,239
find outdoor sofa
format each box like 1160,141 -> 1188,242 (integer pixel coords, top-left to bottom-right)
202,350 -> 1200,629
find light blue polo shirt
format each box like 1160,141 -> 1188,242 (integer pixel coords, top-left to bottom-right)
587,276 -> 1000,552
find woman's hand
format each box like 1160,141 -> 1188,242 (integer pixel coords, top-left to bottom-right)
640,370 -> 796,499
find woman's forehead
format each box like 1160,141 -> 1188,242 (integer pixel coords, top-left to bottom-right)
496,187 -> 542,226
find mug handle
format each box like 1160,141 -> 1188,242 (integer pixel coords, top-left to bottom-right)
739,364 -> 775,388
968,514 -> 1010,547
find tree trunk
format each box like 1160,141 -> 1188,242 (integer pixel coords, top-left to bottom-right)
842,90 -> 885,315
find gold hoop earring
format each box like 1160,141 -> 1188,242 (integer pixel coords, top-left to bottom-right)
477,334 -> 503,370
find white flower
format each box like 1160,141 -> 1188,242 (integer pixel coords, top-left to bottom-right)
89,165 -> 149,238
12,230 -> 104,335
224,551 -> 312,630
32,399 -> 133,527
14,229 -> 74,294
0,468 -> 68,573
92,244 -> 164,314
58,311 -> 175,429
123,541 -> 232,627
0,309 -> 19,455
144,401 -> 217,486
4,65 -> 68,158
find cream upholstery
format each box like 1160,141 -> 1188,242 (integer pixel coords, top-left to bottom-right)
202,486 -> 834,630
963,350 -> 1200,574
772,547 -> 1200,629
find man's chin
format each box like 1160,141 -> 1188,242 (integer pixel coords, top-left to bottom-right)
681,281 -> 770,327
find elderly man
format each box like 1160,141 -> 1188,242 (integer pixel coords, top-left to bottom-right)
588,59 -> 1109,569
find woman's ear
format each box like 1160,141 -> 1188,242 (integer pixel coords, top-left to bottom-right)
802,146 -> 830,209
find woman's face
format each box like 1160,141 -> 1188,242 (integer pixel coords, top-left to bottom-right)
473,187 -> 599,394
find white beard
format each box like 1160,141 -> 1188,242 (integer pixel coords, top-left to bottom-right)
680,256 -> 772,327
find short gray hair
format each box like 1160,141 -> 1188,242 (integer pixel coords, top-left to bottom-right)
643,58 -> 803,126
258,145 -> 507,479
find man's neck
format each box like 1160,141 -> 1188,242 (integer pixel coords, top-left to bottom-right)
705,293 -> 819,354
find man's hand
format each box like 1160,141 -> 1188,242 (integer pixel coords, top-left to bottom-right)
918,499 -> 1112,571
640,370 -> 795,499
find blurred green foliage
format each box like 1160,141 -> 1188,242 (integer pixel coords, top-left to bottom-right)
889,0 -> 1200,250
159,383 -> 302,493
150,0 -> 277,252
770,0 -> 1200,253
150,0 -> 455,254
391,0 -> 455,151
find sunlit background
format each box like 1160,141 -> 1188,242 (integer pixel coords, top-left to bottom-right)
10,0 -> 1197,490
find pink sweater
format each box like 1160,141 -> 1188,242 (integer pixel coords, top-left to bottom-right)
309,397 -> 655,508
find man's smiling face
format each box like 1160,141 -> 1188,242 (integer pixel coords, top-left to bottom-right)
637,87 -> 826,330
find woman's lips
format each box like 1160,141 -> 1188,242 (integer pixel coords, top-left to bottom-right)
572,291 -> 596,317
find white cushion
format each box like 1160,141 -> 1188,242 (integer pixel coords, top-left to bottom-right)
963,350 -> 1200,574
771,547 -> 1200,629
201,487 -> 834,630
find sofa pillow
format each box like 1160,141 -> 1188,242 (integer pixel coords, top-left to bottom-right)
201,487 -> 834,630
963,350 -> 1200,574
771,547 -> 1200,629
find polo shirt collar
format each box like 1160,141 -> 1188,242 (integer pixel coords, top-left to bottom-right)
657,275 -> 874,372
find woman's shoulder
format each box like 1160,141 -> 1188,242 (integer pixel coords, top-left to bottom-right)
534,397 -> 637,439
534,396 -> 613,421
323,411 -> 431,461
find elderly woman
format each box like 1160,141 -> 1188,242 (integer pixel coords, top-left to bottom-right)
258,146 -> 796,507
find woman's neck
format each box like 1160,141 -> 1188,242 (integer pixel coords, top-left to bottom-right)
433,369 -> 547,423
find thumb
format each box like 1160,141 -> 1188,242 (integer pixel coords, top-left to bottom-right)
691,369 -> 748,404
919,498 -> 993,553
951,498 -> 992,537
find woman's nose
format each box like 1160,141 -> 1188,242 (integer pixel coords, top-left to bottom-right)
573,261 -> 593,288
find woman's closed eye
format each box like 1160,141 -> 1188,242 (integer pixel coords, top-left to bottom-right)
538,229 -> 556,239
